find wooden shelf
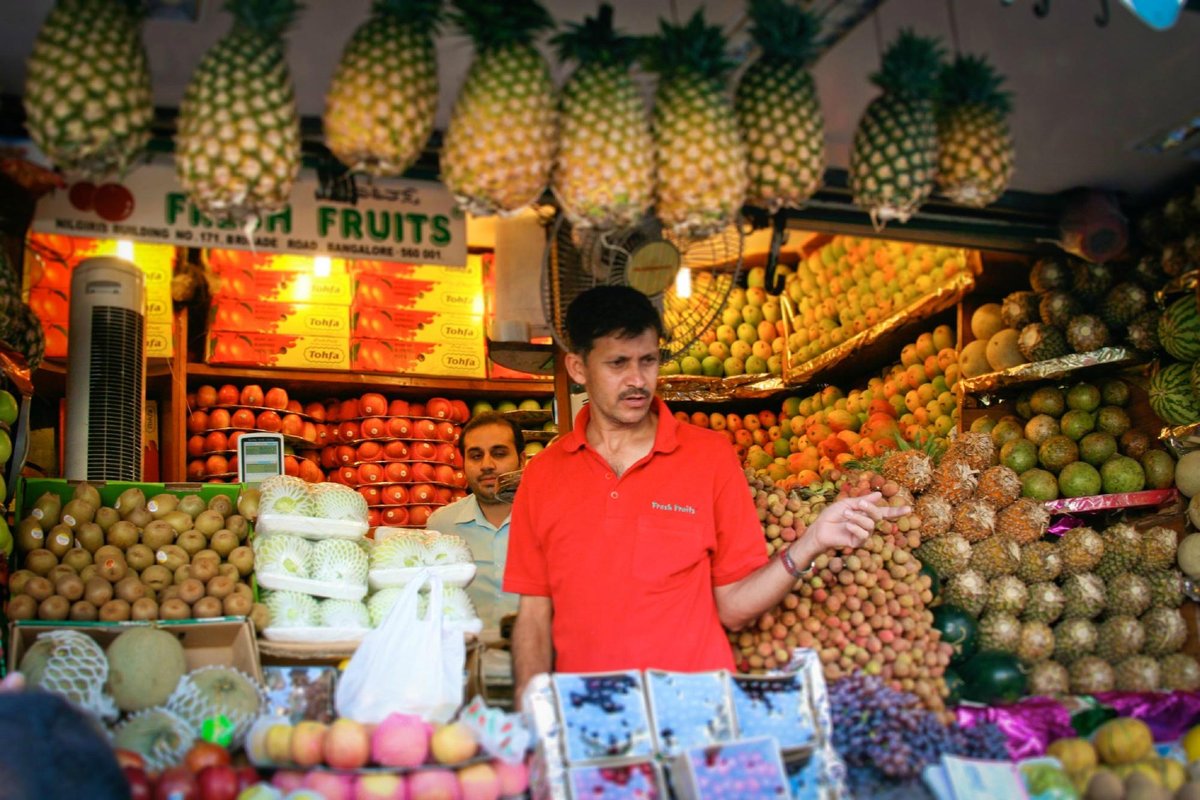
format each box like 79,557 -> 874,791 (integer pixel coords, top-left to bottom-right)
34,359 -> 177,399
486,340 -> 556,376
186,362 -> 553,399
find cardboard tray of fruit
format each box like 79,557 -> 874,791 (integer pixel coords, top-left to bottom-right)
261,625 -> 368,645
1044,488 -> 1181,514
256,513 -> 369,541
255,571 -> 368,602
957,346 -> 1143,395
368,563 -> 476,591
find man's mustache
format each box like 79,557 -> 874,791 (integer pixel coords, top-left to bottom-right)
620,389 -> 650,400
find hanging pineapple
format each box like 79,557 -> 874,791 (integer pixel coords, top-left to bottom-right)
735,0 -> 826,212
551,4 -> 654,230
644,11 -> 747,239
439,0 -> 557,216
175,0 -> 302,226
323,0 -> 443,177
23,0 -> 153,179
936,54 -> 1014,208
849,29 -> 944,229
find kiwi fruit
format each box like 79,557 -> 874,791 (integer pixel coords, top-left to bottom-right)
130,598 -> 159,621
224,515 -> 249,542
231,582 -> 254,601
157,544 -> 189,572
192,596 -> 223,619
189,558 -> 218,584
162,510 -> 193,534
31,492 -> 62,526
222,593 -> 252,617
25,549 -> 58,577
178,578 -> 206,605
176,530 -> 207,557
210,530 -> 239,558
193,549 -> 220,565
54,573 -> 84,602
193,510 -> 224,538
147,493 -> 180,519
106,520 -> 140,550
227,546 -> 255,576
62,548 -> 93,573
174,564 -> 193,584
94,505 -> 120,532
126,506 -> 153,529
141,520 -> 175,551
60,498 -> 97,527
69,600 -> 98,621
94,544 -> 124,564
74,522 -> 104,553
96,551 -> 128,583
79,564 -> 99,583
23,576 -> 54,602
179,494 -> 207,519
140,565 -> 173,592
84,577 -> 113,607
8,570 -> 35,596
38,595 -> 70,621
48,565 -> 78,584
16,518 -> 46,553
125,544 -> 155,572
7,595 -> 36,620
236,488 -> 260,521
45,525 -> 74,557
159,585 -> 181,603
207,494 -> 234,518
115,576 -> 147,603
249,602 -> 270,632
206,574 -> 236,600
218,563 -> 240,581
115,487 -> 146,518
160,598 -> 190,620
72,481 -> 102,508
98,598 -> 132,622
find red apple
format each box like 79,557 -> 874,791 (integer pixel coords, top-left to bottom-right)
339,421 -> 361,442
155,767 -> 198,800
124,767 -> 152,800
434,487 -> 453,505
359,486 -> 382,505
187,411 -> 209,435
303,771 -> 354,800
336,445 -> 357,465
360,393 -> 387,417
240,385 -> 264,407
410,483 -> 436,503
256,410 -> 283,432
361,417 -> 387,439
216,384 -> 240,406
204,431 -> 229,452
290,721 -> 328,769
234,766 -> 259,792
208,408 -> 231,429
271,771 -> 306,793
196,385 -> 218,409
187,436 -> 206,458
285,399 -> 302,414
450,399 -> 470,423
338,466 -> 359,485
230,408 -> 256,429
387,417 -> 412,438
410,462 -> 437,482
367,509 -> 382,528
302,421 -> 318,442
383,441 -> 408,462
354,772 -> 407,800
434,465 -> 456,485
264,387 -> 289,410
382,507 -> 409,526
409,402 -> 426,417
299,459 -> 324,483
324,718 -> 371,770
384,462 -> 410,483
388,399 -> 410,416
281,414 -> 304,437
383,485 -> 408,505
304,402 -> 326,422
426,397 -> 453,419
196,765 -> 240,800
187,460 -> 207,481
115,749 -> 146,771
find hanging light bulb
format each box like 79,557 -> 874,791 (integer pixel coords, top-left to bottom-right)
674,266 -> 692,299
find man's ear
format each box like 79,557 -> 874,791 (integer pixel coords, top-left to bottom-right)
564,351 -> 587,385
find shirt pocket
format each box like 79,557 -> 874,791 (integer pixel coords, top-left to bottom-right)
632,518 -> 706,587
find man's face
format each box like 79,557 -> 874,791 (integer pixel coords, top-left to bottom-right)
566,328 -> 660,428
462,422 -> 523,504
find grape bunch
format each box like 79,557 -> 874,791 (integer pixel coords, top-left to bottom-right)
830,674 -> 1009,782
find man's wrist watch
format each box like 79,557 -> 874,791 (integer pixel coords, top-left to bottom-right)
779,547 -> 813,579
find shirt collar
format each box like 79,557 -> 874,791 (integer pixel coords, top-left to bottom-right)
448,494 -> 508,529
563,396 -> 680,455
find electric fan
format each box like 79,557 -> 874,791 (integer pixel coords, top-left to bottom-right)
540,213 -> 743,359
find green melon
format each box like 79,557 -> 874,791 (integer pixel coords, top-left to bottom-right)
106,627 -> 187,713
1149,362 -> 1200,427
1159,296 -> 1200,362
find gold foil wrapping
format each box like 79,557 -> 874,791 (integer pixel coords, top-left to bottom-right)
957,347 -> 1144,395
657,374 -> 787,403
1160,420 -> 1200,457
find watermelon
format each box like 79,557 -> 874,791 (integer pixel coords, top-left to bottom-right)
921,563 -> 941,597
959,651 -> 1027,704
1191,360 -> 1200,403
943,667 -> 965,706
932,604 -> 979,666
1149,361 -> 1200,426
1159,295 -> 1200,362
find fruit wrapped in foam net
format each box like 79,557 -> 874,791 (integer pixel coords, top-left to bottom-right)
425,534 -> 472,566
21,629 -> 117,721
368,587 -> 404,627
253,534 -> 312,579
264,590 -> 320,628
258,475 -> 314,517
111,707 -> 194,773
310,482 -> 369,522
371,532 -> 430,570
318,598 -> 371,630
310,538 -> 369,584
166,666 -> 265,747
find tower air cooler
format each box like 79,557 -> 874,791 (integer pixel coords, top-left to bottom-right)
65,256 -> 146,481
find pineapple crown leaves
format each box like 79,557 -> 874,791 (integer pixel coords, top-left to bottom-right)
449,0 -> 554,52
939,54 -> 1012,116
746,0 -> 822,67
552,3 -> 640,70
869,28 -> 946,100
641,9 -> 736,84
223,0 -> 303,37
892,430 -> 946,461
370,0 -> 444,32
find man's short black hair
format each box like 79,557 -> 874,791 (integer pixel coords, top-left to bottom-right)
460,411 -> 525,455
565,286 -> 665,356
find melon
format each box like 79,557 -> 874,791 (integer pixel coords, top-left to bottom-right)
971,304 -> 1005,341
1177,451 -> 1200,497
1178,533 -> 1200,579
960,340 -> 991,379
106,627 -> 187,712
986,329 -> 1025,371
1093,717 -> 1153,766
1149,362 -> 1200,427
1159,295 -> 1200,362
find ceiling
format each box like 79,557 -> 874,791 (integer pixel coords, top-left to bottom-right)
1,0 -> 1198,204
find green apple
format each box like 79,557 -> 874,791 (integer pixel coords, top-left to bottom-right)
701,356 -> 723,377
518,398 -> 542,411
708,341 -> 730,361
659,359 -> 682,376
497,401 -> 519,413
745,355 -> 768,374
741,304 -> 764,327
471,400 -> 495,417
723,356 -> 745,376
736,323 -> 758,345
731,340 -> 753,361
0,390 -> 16,426
716,325 -> 737,346
680,356 -> 703,375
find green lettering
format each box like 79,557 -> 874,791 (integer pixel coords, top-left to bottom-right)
317,206 -> 337,237
341,209 -> 363,240
431,215 -> 451,247
406,213 -> 428,244
366,210 -> 390,241
188,203 -> 213,228
264,207 -> 292,235
166,193 -> 186,225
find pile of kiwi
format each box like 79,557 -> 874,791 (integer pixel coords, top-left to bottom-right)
8,482 -> 268,630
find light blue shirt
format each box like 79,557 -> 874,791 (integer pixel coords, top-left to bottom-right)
426,494 -> 518,636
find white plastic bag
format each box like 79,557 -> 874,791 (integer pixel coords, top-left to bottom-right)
335,571 -> 464,723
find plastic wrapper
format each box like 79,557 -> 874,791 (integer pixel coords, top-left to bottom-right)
784,270 -> 976,386
524,673 -> 571,800
1091,691 -> 1200,743
566,760 -> 667,799
261,666 -> 338,724
645,669 -> 736,756
657,373 -> 773,403
1046,515 -> 1087,536
459,694 -> 531,764
1042,488 -> 1180,515
955,697 -> 1079,761
1159,419 -> 1200,458
957,347 -> 1142,395
671,737 -> 791,799
731,674 -> 816,752
552,671 -> 655,764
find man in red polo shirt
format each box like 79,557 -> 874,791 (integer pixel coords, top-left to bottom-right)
504,286 -> 907,695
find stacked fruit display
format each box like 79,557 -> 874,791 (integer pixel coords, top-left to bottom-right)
0,388 -> 17,558
1148,292 -> 1200,428
187,384 -> 323,484
1047,717 -> 1192,797
468,396 -> 556,459
21,626 -> 264,771
244,714 -> 527,799
7,482 -> 266,625
782,236 -> 972,368
732,464 -> 954,714
967,379 -> 1176,502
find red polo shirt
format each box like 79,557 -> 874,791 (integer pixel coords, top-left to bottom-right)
503,397 -> 768,672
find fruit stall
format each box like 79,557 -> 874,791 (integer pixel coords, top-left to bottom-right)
1,0 -> 1200,798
